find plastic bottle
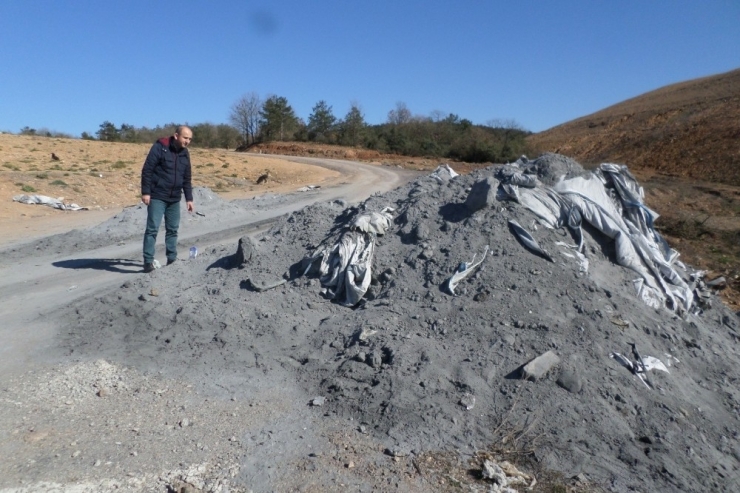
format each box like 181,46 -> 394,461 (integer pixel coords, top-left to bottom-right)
189,246 -> 198,259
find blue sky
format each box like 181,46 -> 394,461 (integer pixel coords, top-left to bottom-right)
1,1 -> 738,137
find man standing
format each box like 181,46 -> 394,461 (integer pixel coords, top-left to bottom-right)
140,125 -> 195,273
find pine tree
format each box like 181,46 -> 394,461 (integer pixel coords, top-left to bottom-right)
259,96 -> 299,141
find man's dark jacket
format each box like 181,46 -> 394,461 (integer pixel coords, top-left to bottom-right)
141,137 -> 193,202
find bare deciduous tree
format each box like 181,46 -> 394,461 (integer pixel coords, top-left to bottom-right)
387,101 -> 412,125
229,92 -> 263,146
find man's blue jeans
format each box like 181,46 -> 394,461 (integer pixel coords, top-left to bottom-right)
143,198 -> 181,264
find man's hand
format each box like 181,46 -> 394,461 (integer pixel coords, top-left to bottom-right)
142,194 -> 150,205
186,201 -> 195,213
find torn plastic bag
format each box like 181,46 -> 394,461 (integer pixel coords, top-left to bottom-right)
641,356 -> 669,373
446,245 -> 489,295
498,183 -> 520,202
510,173 -> 537,188
508,220 -> 553,262
599,163 -> 659,236
350,207 -> 394,235
496,160 -> 698,315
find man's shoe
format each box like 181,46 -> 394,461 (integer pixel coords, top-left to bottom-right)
143,262 -> 155,273
166,258 -> 177,266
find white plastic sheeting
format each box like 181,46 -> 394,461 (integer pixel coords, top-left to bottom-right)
13,194 -> 87,211
303,208 -> 394,306
508,220 -> 553,261
610,351 -> 670,389
350,207 -> 395,235
446,245 -> 490,295
430,164 -> 459,183
497,162 -> 699,315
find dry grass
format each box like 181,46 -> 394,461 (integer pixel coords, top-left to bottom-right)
407,395 -> 606,492
0,134 -> 341,246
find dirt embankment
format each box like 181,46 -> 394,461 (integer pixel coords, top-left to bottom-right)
246,141 -> 483,174
526,68 -> 740,185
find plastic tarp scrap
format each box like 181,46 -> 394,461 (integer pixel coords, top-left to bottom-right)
13,194 -> 87,211
446,245 -> 490,295
496,166 -> 538,188
303,230 -> 375,307
557,242 -> 589,273
303,207 -> 393,306
430,164 -> 459,183
497,180 -> 566,230
632,279 -> 664,310
350,207 -> 394,235
566,207 -> 584,251
610,347 -> 670,389
508,220 -> 553,262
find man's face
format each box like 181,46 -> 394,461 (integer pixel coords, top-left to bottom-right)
174,128 -> 193,148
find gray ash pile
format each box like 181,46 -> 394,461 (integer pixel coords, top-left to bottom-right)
59,154 -> 740,492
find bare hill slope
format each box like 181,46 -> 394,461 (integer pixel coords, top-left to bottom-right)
528,68 -> 740,184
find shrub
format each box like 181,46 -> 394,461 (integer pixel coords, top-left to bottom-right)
50,180 -> 68,187
111,161 -> 127,169
36,173 -> 49,179
20,184 -> 36,193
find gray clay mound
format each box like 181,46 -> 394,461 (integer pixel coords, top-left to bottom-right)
55,155 -> 740,492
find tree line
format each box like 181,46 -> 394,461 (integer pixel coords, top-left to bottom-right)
19,95 -> 532,164
229,95 -> 531,163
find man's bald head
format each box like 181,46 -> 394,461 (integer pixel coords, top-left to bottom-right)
174,126 -> 193,149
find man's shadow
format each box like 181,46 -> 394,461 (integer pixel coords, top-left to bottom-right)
53,258 -> 141,274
